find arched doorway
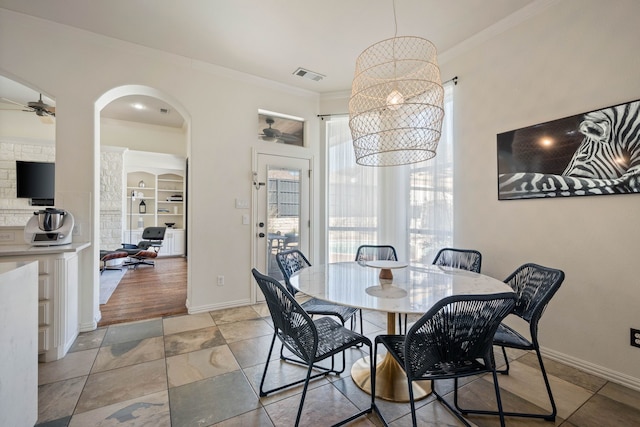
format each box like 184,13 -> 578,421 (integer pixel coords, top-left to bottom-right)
95,86 -> 191,325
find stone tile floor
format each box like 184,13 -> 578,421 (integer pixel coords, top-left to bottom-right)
35,302 -> 640,426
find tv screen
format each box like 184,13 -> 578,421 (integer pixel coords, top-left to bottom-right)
16,161 -> 55,199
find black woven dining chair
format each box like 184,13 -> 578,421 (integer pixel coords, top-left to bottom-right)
355,244 -> 398,331
432,247 -> 482,273
251,269 -> 377,427
386,247 -> 486,334
355,244 -> 398,263
373,293 -> 516,427
459,263 -> 565,422
276,249 -> 361,340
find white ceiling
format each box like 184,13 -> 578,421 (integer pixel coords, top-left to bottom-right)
0,0 -> 538,127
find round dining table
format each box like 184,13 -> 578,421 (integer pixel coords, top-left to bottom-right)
289,261 -> 514,402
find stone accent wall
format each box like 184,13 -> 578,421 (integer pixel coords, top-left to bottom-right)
100,149 -> 124,250
0,142 -> 126,249
0,141 -> 55,226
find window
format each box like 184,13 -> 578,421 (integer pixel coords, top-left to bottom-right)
268,176 -> 300,218
326,84 -> 454,264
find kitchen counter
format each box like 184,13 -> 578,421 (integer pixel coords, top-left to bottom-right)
0,242 -> 90,257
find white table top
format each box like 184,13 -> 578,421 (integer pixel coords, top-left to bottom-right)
290,262 -> 513,315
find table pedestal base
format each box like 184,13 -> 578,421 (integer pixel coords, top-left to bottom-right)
351,353 -> 432,402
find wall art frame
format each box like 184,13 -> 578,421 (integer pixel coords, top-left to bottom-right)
497,98 -> 640,200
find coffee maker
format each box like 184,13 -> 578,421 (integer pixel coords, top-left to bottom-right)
24,208 -> 74,246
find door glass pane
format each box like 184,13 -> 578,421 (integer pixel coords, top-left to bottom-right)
267,166 -> 301,279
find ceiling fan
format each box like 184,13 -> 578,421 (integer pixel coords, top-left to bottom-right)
259,117 -> 302,145
0,93 -> 56,124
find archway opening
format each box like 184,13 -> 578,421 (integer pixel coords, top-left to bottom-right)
95,85 -> 191,325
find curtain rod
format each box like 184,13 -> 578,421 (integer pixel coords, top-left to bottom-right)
318,76 -> 458,118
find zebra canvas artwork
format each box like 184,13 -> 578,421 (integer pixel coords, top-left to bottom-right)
497,99 -> 640,200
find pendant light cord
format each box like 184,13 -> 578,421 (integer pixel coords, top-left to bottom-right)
392,0 -> 397,38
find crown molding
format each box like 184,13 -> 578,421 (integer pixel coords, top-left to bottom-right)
439,0 -> 559,65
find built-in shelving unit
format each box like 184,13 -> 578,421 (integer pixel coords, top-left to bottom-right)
123,151 -> 186,256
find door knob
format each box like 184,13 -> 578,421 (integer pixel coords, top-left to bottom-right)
258,232 -> 265,238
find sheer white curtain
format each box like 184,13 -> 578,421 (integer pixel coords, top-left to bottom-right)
326,84 -> 454,263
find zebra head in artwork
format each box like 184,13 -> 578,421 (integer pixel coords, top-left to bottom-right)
562,101 -> 640,179
498,100 -> 640,199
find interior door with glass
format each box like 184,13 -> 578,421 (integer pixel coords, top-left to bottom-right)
255,154 -> 310,301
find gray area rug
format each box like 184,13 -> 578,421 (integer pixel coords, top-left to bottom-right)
100,268 -> 127,304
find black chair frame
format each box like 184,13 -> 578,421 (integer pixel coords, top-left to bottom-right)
121,226 -> 166,268
355,244 -> 398,263
276,249 -> 362,350
251,269 -> 382,426
432,247 -> 482,273
398,247 -> 483,333
373,293 -> 516,427
354,244 -> 398,331
457,263 -> 565,422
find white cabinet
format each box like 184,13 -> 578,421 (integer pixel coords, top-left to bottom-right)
157,229 -> 185,256
123,151 -> 186,256
0,246 -> 87,362
0,261 -> 38,427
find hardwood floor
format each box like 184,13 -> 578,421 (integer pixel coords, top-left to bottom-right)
98,256 -> 187,327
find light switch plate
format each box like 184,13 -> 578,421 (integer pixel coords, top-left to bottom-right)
235,198 -> 249,209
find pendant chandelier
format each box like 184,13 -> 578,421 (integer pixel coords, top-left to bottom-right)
348,5 -> 444,167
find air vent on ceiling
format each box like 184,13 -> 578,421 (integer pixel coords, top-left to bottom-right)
293,67 -> 325,82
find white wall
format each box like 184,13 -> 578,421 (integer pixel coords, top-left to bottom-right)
0,9 -> 321,330
319,0 -> 640,390
442,0 -> 640,388
99,118 -> 187,249
101,118 -> 187,157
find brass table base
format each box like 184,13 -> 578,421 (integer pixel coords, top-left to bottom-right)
351,353 -> 432,402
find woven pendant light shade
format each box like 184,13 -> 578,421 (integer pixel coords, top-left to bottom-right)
349,36 -> 445,166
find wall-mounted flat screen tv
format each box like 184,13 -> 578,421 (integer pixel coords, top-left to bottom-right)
16,161 -> 55,201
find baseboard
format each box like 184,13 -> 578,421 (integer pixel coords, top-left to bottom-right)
79,319 -> 98,332
187,298 -> 252,314
542,346 -> 640,392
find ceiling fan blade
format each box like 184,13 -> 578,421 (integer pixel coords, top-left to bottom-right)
39,114 -> 54,124
279,133 -> 303,144
0,97 -> 33,110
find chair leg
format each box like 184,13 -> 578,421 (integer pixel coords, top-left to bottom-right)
332,346 -> 380,427
408,379 -> 418,427
294,364 -> 314,427
490,369 -> 507,427
456,347 -> 557,422
534,346 -> 558,421
353,310 -> 364,348
369,340 -> 389,427
263,334 -> 338,397
496,345 -> 510,374
259,334 -> 278,397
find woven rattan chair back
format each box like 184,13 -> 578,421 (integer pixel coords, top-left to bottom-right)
275,249 -> 311,295
373,292 -> 516,426
404,293 -> 515,380
505,263 -> 564,324
251,269 -> 376,426
355,245 -> 398,262
432,247 -> 482,273
468,262 -> 565,422
251,268 -> 317,362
